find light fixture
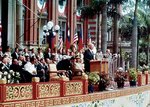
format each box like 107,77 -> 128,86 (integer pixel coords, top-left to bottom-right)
54,25 -> 60,31
43,21 -> 60,38
43,25 -> 47,31
47,21 -> 54,30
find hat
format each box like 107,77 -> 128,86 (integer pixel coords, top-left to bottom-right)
75,53 -> 80,59
118,67 -> 124,72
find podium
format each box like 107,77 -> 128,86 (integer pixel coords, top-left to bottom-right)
90,60 -> 108,74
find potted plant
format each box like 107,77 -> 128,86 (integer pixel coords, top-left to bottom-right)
114,71 -> 127,88
88,72 -> 100,93
99,72 -> 110,91
129,68 -> 137,86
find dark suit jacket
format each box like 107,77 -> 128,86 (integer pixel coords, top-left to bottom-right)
84,49 -> 94,73
10,64 -> 21,72
37,63 -> 49,82
44,52 -> 51,59
56,59 -> 72,70
0,63 -> 10,72
11,52 -> 19,59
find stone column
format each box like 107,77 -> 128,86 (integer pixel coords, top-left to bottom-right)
54,0 -> 59,48
1,0 -> 8,52
24,0 -> 38,48
69,0 -> 77,44
0,0 -> 1,20
16,0 -> 23,47
8,0 -> 16,48
47,0 -> 59,51
29,0 -> 38,46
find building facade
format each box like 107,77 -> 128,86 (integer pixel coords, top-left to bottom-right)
0,0 -> 99,52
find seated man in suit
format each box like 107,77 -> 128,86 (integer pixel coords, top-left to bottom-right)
23,57 -> 38,82
0,55 -> 10,72
37,58 -> 49,82
11,47 -> 19,60
44,48 -> 52,60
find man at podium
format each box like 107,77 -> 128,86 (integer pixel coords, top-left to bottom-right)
84,43 -> 95,73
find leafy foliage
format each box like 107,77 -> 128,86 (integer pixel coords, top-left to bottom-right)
91,0 -> 107,12
119,15 -> 133,41
109,0 -> 128,4
129,68 -> 137,81
139,52 -> 147,65
80,0 -> 108,19
80,5 -> 95,19
88,72 -> 100,85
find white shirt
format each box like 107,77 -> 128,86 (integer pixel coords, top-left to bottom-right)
36,52 -> 44,59
24,62 -> 37,75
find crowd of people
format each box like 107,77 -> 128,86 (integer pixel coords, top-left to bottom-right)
0,43 -> 115,84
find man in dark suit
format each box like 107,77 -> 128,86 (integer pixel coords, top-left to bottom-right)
37,58 -> 49,82
11,47 -> 19,60
84,43 -> 94,73
0,55 -> 10,72
44,48 -> 52,60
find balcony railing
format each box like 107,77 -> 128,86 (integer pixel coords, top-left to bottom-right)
0,78 -> 88,103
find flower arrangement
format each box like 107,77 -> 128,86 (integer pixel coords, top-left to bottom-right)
88,72 -> 100,93
114,68 -> 127,88
88,72 -> 100,85
129,68 -> 137,81
99,72 -> 110,91
115,72 -> 127,82
0,70 -> 20,83
128,68 -> 137,86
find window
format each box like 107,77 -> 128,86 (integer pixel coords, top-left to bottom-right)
77,23 -> 83,44
77,0 -> 83,16
77,0 -> 83,9
59,21 -> 66,43
59,0 -> 66,6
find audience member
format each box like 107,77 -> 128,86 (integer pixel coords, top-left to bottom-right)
36,48 -> 44,60
0,55 -> 10,72
11,47 -> 19,60
23,57 -> 38,82
44,48 -> 51,60
29,48 -> 36,58
37,58 -> 49,82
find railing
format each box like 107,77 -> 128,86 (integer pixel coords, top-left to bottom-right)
0,63 -> 150,106
0,72 -> 149,102
0,78 -> 88,103
137,71 -> 149,86
0,74 -> 150,107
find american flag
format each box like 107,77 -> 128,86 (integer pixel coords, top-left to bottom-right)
73,30 -> 78,43
57,35 -> 63,50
